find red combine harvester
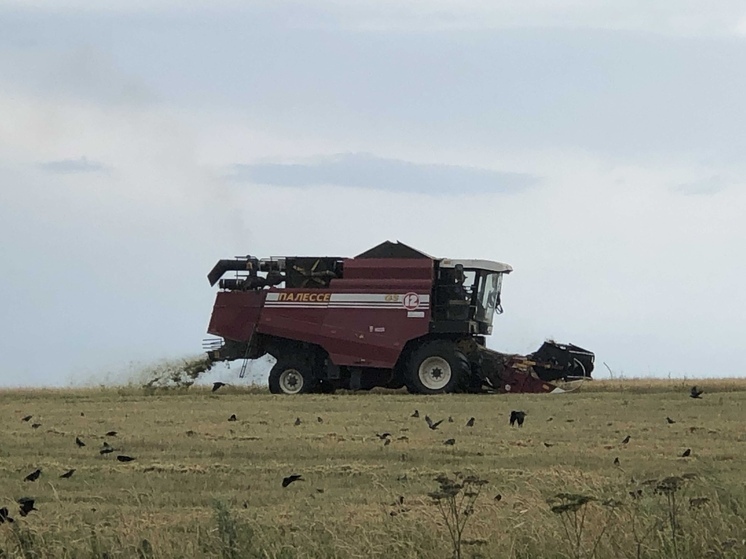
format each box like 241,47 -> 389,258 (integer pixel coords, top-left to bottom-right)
203,241 -> 594,395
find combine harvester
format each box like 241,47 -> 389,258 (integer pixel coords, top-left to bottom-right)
202,241 -> 594,395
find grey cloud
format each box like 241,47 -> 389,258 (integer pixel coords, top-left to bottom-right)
671,175 -> 726,196
227,153 -> 539,195
37,156 -> 109,174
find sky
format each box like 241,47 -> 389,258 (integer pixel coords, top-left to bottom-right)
1,1 -> 745,387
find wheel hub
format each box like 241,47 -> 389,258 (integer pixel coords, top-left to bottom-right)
418,356 -> 452,390
279,369 -> 304,394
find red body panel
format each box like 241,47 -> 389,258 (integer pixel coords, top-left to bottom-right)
207,258 -> 435,369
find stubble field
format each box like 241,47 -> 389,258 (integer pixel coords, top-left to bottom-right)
1,378 -> 745,559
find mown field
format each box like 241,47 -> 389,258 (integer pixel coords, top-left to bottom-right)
1,378 -> 745,559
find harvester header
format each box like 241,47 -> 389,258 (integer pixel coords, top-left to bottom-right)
203,241 -> 594,395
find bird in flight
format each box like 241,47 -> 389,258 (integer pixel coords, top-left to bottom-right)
212,382 -> 226,392
509,411 -> 526,427
24,469 -> 41,482
425,416 -> 444,430
690,386 -> 703,399
282,474 -> 304,487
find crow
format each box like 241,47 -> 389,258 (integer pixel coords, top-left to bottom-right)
375,433 -> 392,440
212,382 -> 226,392
543,442 -> 555,448
466,417 -> 475,427
75,436 -> 86,448
621,435 -> 631,444
666,417 -> 676,424
105,431 -> 118,437
228,414 -> 237,422
509,411 -> 526,427
100,447 -> 115,455
21,415 -> 32,422
282,474 -> 304,487
444,438 -> 456,446
411,410 -> 419,418
294,418 -> 301,426
425,416 -> 444,430
24,469 -> 41,482
60,469 -> 76,479
614,457 -> 620,466
18,498 -> 36,517
317,417 -> 323,423
0,507 -> 14,524
690,386 -> 703,399
494,494 -> 502,502
384,438 -> 391,446
117,455 -> 135,462
31,423 -> 41,429
681,448 -> 691,457
448,416 -> 454,423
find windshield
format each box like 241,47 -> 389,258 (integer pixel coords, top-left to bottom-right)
475,272 -> 503,322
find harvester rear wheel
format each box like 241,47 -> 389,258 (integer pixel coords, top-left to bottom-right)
405,340 -> 470,395
269,357 -> 318,395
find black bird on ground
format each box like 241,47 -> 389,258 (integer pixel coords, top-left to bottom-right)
294,418 -> 301,426
444,438 -> 456,446
614,457 -> 620,466
21,415 -> 32,422
0,507 -> 14,524
317,417 -> 323,423
448,416 -> 454,423
543,442 -> 555,448
383,438 -> 391,446
509,411 -> 526,427
60,469 -> 76,479
375,433 -> 392,440
466,417 -> 475,427
75,437 -> 86,448
18,498 -> 37,517
31,423 -> 41,429
228,414 -> 237,422
282,474 -> 304,487
24,469 -> 41,482
681,448 -> 692,457
100,447 -> 115,455
411,410 -> 419,418
666,417 -> 676,424
425,416 -> 444,430
105,431 -> 118,437
690,386 -> 704,399
117,455 -> 135,462
212,382 -> 226,392
621,435 -> 631,444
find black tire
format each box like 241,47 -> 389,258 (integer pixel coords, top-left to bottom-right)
268,356 -> 318,395
405,340 -> 471,395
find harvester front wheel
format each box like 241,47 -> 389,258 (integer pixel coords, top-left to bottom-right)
269,358 -> 317,395
406,340 -> 470,395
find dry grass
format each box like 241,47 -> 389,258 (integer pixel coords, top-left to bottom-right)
1,378 -> 745,558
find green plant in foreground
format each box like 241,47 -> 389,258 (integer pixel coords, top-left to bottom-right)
428,472 -> 488,559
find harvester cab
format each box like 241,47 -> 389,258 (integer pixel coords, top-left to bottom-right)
202,241 -> 594,395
